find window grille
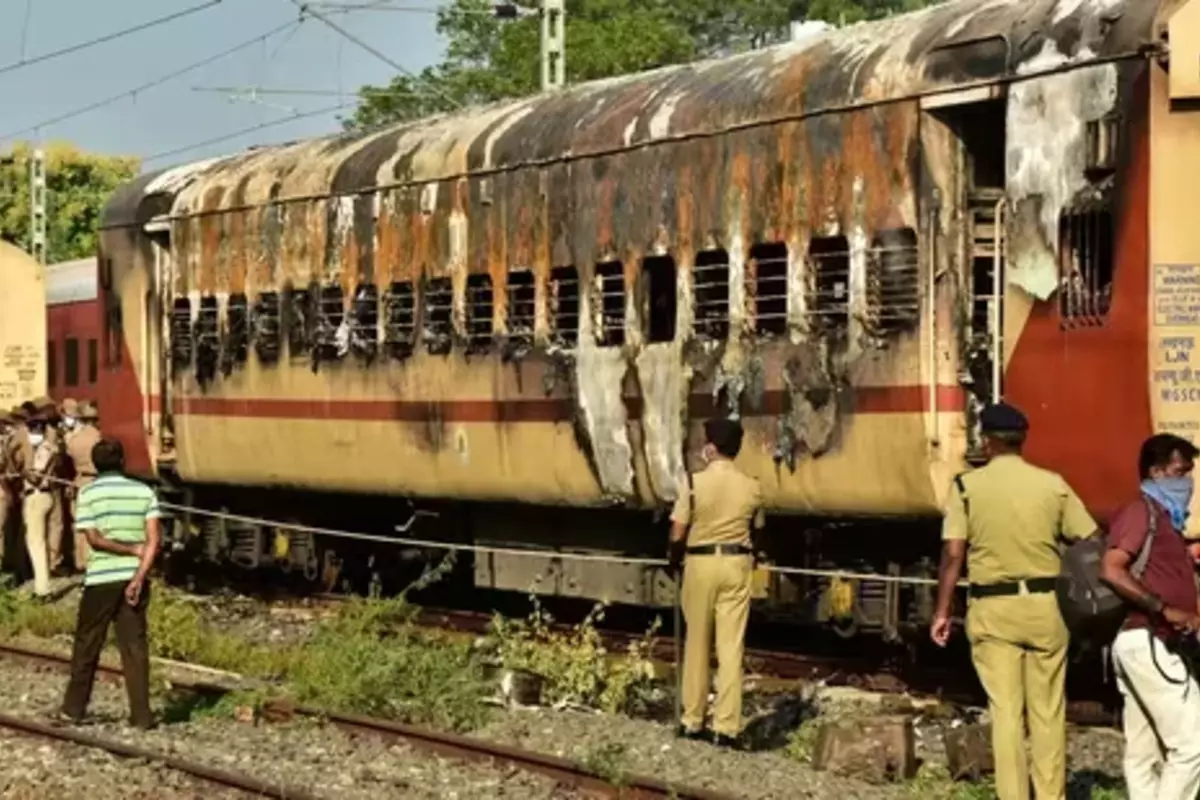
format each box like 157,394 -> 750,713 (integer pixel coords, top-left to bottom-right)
424,277 -> 454,356
751,243 -> 789,336
383,281 -> 416,359
594,261 -> 625,347
806,236 -> 850,331
549,266 -> 580,348
693,250 -> 730,339
1059,210 -> 1114,324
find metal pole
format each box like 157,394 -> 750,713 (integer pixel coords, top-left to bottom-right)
540,0 -> 564,91
29,147 -> 46,264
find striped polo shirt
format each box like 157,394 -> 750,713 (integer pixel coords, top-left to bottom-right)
74,472 -> 162,587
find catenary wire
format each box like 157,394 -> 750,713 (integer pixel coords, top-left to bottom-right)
0,18 -> 301,142
0,0 -> 224,79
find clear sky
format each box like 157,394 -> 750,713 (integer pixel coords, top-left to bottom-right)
0,0 -> 446,171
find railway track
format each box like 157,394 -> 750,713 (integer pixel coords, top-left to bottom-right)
0,642 -> 737,800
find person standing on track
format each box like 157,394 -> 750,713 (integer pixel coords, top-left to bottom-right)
64,401 -> 102,573
21,399 -> 61,600
930,402 -> 1097,800
1101,434 -> 1200,800
59,438 -> 161,730
669,417 -> 765,749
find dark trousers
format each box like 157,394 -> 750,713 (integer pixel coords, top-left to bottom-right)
62,581 -> 152,727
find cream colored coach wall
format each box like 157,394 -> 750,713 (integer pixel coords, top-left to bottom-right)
0,240 -> 47,407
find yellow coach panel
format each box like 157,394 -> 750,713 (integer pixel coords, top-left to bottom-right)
0,241 -> 47,407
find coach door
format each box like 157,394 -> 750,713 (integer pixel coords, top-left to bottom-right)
924,93 -> 1008,460
144,217 -> 174,464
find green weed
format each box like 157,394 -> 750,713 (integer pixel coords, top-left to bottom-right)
581,741 -> 630,787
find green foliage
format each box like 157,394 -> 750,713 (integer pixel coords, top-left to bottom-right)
348,0 -> 942,130
288,593 -> 489,731
905,763 -> 996,800
784,715 -> 823,763
0,142 -> 139,262
581,741 -> 630,787
486,595 -> 659,713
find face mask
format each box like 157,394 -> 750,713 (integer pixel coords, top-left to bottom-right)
63,416 -> 77,429
28,431 -> 44,447
1143,475 -> 1195,529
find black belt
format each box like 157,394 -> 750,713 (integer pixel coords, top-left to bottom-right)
686,544 -> 752,556
970,576 -> 1058,598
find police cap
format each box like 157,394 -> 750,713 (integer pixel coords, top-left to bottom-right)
979,402 -> 1029,434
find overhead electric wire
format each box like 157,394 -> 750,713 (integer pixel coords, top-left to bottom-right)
0,18 -> 300,142
0,0 -> 224,78
291,0 -> 462,108
142,101 -> 354,164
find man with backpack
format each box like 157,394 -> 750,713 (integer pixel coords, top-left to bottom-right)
931,402 -> 1097,800
1101,433 -> 1200,800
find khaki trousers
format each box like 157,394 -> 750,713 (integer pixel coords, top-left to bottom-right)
46,489 -> 64,571
69,492 -> 89,570
21,491 -> 52,597
966,591 -> 1068,800
679,553 -> 752,736
1112,628 -> 1200,800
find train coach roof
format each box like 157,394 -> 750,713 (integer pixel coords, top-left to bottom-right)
103,0 -> 1162,229
46,257 -> 97,306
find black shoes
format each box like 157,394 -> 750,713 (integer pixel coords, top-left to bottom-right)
675,724 -> 742,749
676,724 -> 707,741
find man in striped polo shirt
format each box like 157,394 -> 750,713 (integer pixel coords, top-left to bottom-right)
59,438 -> 161,729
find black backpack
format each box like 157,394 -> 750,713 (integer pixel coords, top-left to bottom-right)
1055,498 -> 1157,640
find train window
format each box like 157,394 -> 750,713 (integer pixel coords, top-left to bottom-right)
751,243 -> 789,336
807,236 -> 850,330
315,284 -> 346,360
549,266 -> 579,348
65,339 -> 79,387
350,283 -> 379,361
465,273 -> 494,353
170,298 -> 192,368
594,261 -> 625,347
643,255 -> 677,344
694,250 -> 730,340
506,270 -> 536,346
867,228 -> 920,334
195,296 -> 220,386
47,342 -> 56,389
223,294 -> 249,374
423,277 -> 454,356
285,287 -> 312,358
1059,210 -> 1114,323
383,281 -> 416,360
253,291 -> 282,364
87,339 -> 98,385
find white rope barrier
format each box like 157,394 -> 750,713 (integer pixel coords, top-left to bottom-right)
2,470 -> 954,587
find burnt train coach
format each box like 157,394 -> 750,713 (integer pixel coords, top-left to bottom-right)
96,0 -> 1200,637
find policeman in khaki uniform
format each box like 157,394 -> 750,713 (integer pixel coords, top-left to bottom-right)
0,410 -> 15,567
63,400 -> 102,571
931,403 -> 1097,800
669,418 -> 765,748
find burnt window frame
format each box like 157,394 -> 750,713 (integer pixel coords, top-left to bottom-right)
643,255 -> 678,344
252,291 -> 282,365
222,293 -> 250,375
866,228 -> 921,335
594,260 -> 626,348
315,283 -> 347,361
806,235 -> 851,332
423,276 -> 455,356
1058,209 -> 1115,327
349,282 -> 380,361
750,242 -> 789,336
194,295 -> 220,385
170,297 -> 193,370
465,273 -> 495,354
693,250 -> 730,340
506,269 -> 536,345
383,280 -> 417,360
548,266 -> 580,349
283,285 -> 313,359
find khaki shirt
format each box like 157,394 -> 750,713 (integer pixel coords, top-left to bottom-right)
65,424 -> 102,487
942,454 -> 1096,585
670,459 -> 765,547
23,428 -> 59,494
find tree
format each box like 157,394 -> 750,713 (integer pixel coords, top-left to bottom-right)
0,142 -> 140,264
347,0 -> 940,130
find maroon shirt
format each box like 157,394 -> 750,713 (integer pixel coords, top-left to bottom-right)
1107,498 -> 1199,638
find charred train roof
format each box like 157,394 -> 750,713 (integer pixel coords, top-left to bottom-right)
102,0 -> 1162,229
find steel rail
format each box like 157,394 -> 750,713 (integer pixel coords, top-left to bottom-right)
0,710 -> 317,800
0,642 -> 737,800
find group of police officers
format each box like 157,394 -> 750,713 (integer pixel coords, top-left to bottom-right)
0,396 -> 103,598
674,403 -> 1198,800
